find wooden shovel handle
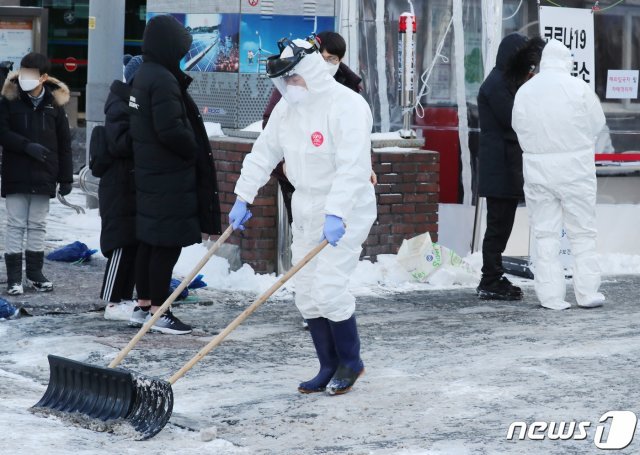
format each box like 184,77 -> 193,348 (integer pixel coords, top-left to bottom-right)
108,226 -> 234,369
168,240 -> 329,385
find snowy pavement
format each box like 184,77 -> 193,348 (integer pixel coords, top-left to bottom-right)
2,275 -> 640,454
1,190 -> 640,454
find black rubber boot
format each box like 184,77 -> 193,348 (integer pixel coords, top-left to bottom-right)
298,318 -> 339,393
4,252 -> 23,296
326,314 -> 365,395
25,250 -> 53,292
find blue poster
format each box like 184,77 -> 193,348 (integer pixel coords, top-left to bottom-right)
147,13 -> 240,73
239,15 -> 335,74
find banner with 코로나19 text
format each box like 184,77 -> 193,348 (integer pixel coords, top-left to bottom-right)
539,6 -> 595,90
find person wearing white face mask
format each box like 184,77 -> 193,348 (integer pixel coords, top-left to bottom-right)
232,37 -> 376,396
262,32 -> 373,229
0,52 -> 73,295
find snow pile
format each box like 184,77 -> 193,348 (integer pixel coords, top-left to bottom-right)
241,120 -> 263,133
174,243 -> 290,297
204,122 -> 225,138
371,130 -> 403,140
45,193 -> 640,299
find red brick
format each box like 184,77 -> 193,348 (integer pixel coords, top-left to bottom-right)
216,161 -> 238,172
375,184 -> 393,195
247,217 -> 276,228
417,163 -> 440,173
402,213 -> 431,224
225,173 -> 240,183
377,214 -> 395,225
378,174 -> 402,184
369,223 -> 391,235
392,163 -> 418,173
374,163 -> 393,174
377,205 -> 391,214
390,204 -> 416,214
414,184 -> 439,195
390,183 -> 417,193
423,179 -> 440,190
379,194 -> 403,205
241,238 -> 277,249
364,234 -> 379,246
217,181 -> 235,193
392,224 -> 421,235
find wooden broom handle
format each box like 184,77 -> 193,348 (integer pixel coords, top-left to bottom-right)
108,226 -> 234,368
168,240 -> 329,384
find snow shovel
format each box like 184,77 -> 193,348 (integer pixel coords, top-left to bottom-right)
31,226 -> 234,435
33,238 -> 328,440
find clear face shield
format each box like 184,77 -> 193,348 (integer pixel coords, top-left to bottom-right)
270,72 -> 309,105
266,37 -> 318,105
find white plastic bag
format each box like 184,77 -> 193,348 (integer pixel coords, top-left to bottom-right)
397,232 -> 472,282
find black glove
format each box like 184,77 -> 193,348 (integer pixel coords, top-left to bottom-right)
24,143 -> 49,163
58,182 -> 72,196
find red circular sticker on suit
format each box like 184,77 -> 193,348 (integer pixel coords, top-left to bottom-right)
311,131 -> 324,147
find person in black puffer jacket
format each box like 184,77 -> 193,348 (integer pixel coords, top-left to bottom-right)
98,56 -> 143,319
476,33 -> 544,301
0,52 -> 73,296
128,15 -> 221,335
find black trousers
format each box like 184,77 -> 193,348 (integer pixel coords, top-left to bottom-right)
100,245 -> 137,303
135,242 -> 181,307
481,197 -> 519,284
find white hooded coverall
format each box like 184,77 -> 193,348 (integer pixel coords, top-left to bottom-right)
512,39 -> 606,308
234,47 -> 377,322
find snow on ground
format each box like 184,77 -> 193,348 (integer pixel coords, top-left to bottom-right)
3,191 -> 639,454
47,192 -> 640,302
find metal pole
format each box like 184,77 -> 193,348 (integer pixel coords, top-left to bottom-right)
85,0 -> 125,208
276,184 -> 292,274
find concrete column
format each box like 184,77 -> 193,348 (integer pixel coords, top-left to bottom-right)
85,0 -> 125,207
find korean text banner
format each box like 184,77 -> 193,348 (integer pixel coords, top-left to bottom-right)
539,6 -> 595,90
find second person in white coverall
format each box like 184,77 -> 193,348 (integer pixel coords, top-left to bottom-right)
229,37 -> 376,395
512,39 -> 606,310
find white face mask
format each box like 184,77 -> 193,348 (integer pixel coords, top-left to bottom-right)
19,77 -> 40,93
286,85 -> 309,104
326,61 -> 339,77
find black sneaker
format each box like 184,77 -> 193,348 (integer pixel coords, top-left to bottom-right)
477,277 -> 523,301
499,277 -> 523,296
129,306 -> 150,327
148,310 -> 192,335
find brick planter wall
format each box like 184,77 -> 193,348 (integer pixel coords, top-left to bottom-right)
211,138 -> 279,273
211,137 -> 440,273
364,150 -> 440,259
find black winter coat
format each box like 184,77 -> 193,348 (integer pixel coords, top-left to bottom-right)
99,80 -> 136,254
0,73 -> 73,198
477,33 -> 540,199
130,14 -> 221,248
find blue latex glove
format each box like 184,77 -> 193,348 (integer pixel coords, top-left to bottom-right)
229,199 -> 252,231
322,215 -> 345,246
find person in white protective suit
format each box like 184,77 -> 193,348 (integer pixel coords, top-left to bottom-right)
229,37 -> 376,394
512,39 -> 606,310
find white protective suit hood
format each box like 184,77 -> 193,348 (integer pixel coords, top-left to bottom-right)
271,39 -> 335,106
512,38 -> 606,184
539,38 -> 573,74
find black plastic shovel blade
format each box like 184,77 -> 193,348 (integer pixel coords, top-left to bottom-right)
32,355 -> 174,440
